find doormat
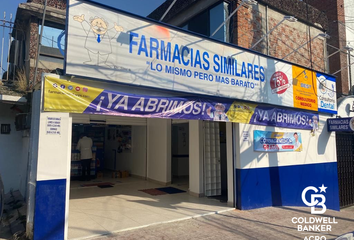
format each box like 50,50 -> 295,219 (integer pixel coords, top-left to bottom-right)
139,188 -> 167,196
98,185 -> 114,188
156,187 -> 186,194
80,182 -> 115,187
208,195 -> 228,203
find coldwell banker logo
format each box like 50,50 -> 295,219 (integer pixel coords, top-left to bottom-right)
292,185 -> 338,240
302,184 -> 327,214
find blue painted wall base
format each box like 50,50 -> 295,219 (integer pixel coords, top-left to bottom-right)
34,179 -> 66,240
236,162 -> 340,211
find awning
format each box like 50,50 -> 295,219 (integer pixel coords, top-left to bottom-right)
0,94 -> 26,104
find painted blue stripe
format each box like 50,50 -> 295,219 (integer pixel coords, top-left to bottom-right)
236,162 -> 340,211
318,108 -> 337,114
34,179 -> 66,240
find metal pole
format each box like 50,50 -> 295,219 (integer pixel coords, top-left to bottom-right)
282,35 -> 319,60
13,33 -> 17,82
32,0 -> 47,89
266,5 -> 269,55
210,0 -> 249,38
159,0 -> 177,22
332,60 -> 354,75
327,49 -> 342,59
251,18 -> 285,49
6,13 -> 12,81
349,52 -> 352,94
0,12 -> 5,80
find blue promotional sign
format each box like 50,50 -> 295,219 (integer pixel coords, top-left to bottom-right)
249,105 -> 319,130
327,117 -> 354,132
254,130 -> 303,152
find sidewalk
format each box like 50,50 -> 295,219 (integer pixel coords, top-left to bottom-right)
91,206 -> 354,240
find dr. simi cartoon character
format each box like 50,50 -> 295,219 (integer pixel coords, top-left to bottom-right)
309,115 -> 319,136
207,103 -> 229,121
73,14 -> 124,67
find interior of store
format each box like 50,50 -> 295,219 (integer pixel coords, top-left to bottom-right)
70,122 -> 147,185
68,117 -> 231,239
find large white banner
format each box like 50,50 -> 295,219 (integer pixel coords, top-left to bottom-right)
65,0 -> 336,113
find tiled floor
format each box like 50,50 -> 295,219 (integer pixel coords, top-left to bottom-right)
68,177 -> 233,240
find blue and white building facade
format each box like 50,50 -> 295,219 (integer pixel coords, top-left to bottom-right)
26,0 -> 341,239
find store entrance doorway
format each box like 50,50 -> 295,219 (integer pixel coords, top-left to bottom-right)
171,122 -> 189,189
71,124 -> 105,182
67,116 -> 231,240
204,121 -> 228,202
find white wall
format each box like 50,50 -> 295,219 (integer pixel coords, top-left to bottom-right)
20,133 -> 30,196
36,111 -> 72,240
147,118 -> 171,184
105,126 -> 147,177
236,114 -> 336,169
189,120 -> 204,196
36,112 -> 72,181
0,103 -> 28,196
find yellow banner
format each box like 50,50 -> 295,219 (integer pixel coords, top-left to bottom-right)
43,76 -> 103,113
226,101 -> 257,123
292,66 -> 318,111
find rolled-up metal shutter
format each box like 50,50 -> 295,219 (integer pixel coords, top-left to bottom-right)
71,114 -> 90,124
70,114 -> 146,126
172,119 -> 189,124
106,116 -> 146,126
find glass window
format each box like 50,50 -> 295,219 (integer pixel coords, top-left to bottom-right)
38,25 -> 65,50
181,24 -> 188,30
182,2 -> 229,42
209,3 -> 225,41
188,10 -> 209,37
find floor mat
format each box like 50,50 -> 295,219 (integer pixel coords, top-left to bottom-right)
80,182 -> 115,187
208,195 -> 228,203
97,185 -> 114,188
156,187 -> 186,194
139,188 -> 167,196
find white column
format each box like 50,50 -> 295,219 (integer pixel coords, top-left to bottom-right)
226,122 -> 234,207
32,111 -> 72,240
147,118 -> 171,185
189,120 -> 204,197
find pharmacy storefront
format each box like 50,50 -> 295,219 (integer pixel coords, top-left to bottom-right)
28,0 -> 339,239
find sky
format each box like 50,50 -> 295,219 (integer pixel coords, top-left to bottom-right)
3,0 -> 166,20
1,0 -> 166,75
